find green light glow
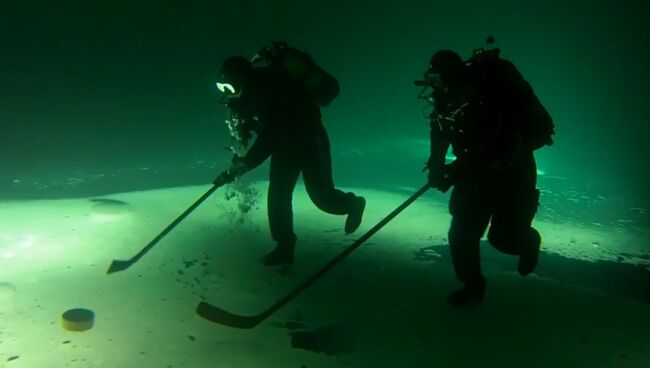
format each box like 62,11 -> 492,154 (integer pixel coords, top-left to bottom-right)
216,82 -> 236,94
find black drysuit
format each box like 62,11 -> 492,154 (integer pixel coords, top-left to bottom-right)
237,68 -> 356,245
428,58 -> 542,284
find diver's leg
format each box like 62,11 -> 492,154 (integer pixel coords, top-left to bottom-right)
302,124 -> 365,233
446,183 -> 492,306
265,154 -> 301,265
488,188 -> 541,275
487,153 -> 541,275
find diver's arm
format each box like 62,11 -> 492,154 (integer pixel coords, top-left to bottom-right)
428,118 -> 450,171
427,119 -> 452,190
240,123 -> 273,170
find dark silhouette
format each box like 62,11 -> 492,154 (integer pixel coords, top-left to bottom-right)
418,45 -> 554,306
217,50 -> 365,266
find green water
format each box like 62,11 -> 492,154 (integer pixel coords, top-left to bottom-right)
1,1 -> 649,367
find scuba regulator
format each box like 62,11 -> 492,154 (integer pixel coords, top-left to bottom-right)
223,107 -> 257,158
216,55 -> 260,160
414,36 -> 500,119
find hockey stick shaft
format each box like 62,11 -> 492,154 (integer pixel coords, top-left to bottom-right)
107,170 -> 234,274
197,184 -> 430,328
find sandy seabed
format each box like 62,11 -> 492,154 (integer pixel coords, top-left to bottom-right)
1,182 -> 648,368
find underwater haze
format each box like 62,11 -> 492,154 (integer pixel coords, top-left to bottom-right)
1,1 -> 649,367
2,0 -> 650,205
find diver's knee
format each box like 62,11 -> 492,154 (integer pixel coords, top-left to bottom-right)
486,227 -> 504,246
487,227 -> 516,254
306,189 -> 329,209
488,226 -> 539,255
528,227 -> 541,246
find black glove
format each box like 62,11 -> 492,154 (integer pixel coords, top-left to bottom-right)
427,163 -> 455,193
213,157 -> 249,185
213,170 -> 235,186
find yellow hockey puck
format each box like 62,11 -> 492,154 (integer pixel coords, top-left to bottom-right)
61,308 -> 95,332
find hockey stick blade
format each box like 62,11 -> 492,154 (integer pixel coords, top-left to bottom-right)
106,259 -> 133,274
196,301 -> 268,329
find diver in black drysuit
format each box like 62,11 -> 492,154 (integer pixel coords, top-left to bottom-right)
424,50 -> 545,306
218,56 -> 366,266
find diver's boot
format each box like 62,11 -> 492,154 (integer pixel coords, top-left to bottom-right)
446,276 -> 486,307
264,238 -> 296,266
518,230 -> 541,276
344,196 -> 366,234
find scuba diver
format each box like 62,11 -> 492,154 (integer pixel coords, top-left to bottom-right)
415,39 -> 554,306
216,43 -> 366,266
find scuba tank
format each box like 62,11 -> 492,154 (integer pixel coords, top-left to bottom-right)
415,36 -> 555,151
466,37 -> 555,150
218,43 -> 341,160
252,41 -> 340,106
466,35 -> 501,65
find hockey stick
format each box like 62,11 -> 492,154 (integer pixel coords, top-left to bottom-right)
196,184 -> 430,328
107,169 -> 236,275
